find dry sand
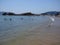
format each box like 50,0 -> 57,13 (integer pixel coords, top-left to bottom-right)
0,17 -> 60,45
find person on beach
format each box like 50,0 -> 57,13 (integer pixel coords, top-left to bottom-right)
48,16 -> 55,27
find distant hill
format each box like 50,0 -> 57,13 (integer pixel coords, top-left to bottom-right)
20,12 -> 35,16
0,12 -> 5,15
0,12 -> 15,16
2,12 -> 38,16
41,11 -> 60,16
3,12 -> 15,15
0,11 -> 60,16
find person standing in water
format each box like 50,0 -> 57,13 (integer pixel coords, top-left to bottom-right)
48,16 -> 55,27
10,18 -> 12,21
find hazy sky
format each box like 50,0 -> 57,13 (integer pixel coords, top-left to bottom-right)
0,0 -> 60,14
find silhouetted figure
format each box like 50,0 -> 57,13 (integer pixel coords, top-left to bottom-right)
21,18 -> 23,20
9,18 -> 12,21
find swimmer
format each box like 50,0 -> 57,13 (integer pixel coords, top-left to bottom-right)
10,18 -> 12,21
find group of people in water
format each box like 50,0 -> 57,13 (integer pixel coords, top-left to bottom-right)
4,17 -> 24,21
4,16 -> 55,27
4,18 -> 12,21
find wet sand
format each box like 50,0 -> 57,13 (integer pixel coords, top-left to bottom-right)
0,17 -> 60,45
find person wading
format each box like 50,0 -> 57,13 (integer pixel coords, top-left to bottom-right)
48,16 -> 55,27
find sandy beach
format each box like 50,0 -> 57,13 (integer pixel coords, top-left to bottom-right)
0,16 -> 60,45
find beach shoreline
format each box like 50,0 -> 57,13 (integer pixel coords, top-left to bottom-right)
0,16 -> 60,45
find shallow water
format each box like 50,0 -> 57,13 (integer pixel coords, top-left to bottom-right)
0,15 -> 60,45
0,16 -> 48,41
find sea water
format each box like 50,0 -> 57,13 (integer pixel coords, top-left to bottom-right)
0,15 -> 48,42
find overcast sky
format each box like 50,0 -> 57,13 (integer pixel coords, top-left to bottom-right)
0,0 -> 60,14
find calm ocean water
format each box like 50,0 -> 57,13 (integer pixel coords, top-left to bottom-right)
0,15 -> 49,42
0,15 -> 60,45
